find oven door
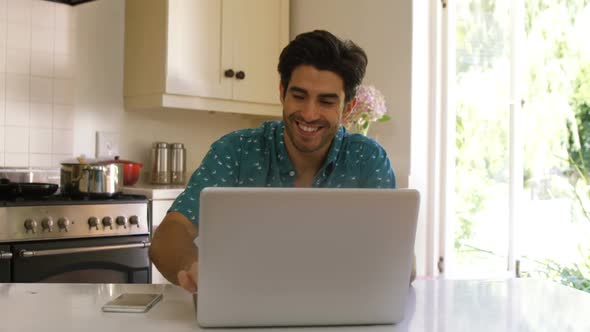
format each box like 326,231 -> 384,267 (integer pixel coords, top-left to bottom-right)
12,235 -> 151,283
0,244 -> 11,282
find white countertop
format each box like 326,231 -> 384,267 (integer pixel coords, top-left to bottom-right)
0,279 -> 588,331
122,185 -> 185,200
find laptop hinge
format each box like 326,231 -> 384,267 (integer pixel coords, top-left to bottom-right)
437,256 -> 444,274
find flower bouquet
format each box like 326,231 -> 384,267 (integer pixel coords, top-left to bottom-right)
342,85 -> 391,136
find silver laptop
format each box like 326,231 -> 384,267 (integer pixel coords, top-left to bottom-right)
195,187 -> 420,328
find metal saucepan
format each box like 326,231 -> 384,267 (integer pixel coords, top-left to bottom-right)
97,156 -> 143,186
61,159 -> 123,197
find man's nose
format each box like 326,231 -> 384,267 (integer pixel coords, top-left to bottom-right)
299,101 -> 321,122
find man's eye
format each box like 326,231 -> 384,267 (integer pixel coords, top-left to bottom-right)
293,95 -> 304,100
320,100 -> 336,105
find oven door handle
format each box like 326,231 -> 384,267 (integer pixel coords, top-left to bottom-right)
18,241 -> 151,258
0,251 -> 13,259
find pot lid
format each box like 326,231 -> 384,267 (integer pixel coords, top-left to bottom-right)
97,156 -> 143,166
60,156 -> 96,165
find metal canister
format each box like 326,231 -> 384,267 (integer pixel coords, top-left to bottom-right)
150,142 -> 170,184
170,143 -> 186,185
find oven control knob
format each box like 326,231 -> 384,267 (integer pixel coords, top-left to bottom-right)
102,216 -> 113,230
116,216 -> 127,229
41,217 -> 54,232
24,218 -> 38,234
57,218 -> 70,232
129,216 -> 140,228
88,217 -> 99,230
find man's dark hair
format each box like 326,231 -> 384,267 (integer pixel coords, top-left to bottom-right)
277,30 -> 368,103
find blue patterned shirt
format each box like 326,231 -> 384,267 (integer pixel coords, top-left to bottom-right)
169,121 -> 396,226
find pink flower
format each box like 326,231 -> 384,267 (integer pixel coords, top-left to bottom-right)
342,85 -> 390,135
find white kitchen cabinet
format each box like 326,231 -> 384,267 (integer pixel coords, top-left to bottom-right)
124,0 -> 289,116
150,199 -> 175,284
123,185 -> 185,284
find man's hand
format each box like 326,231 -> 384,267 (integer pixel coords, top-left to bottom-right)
149,212 -> 199,292
177,261 -> 199,293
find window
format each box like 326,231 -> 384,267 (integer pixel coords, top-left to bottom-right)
439,0 -> 590,291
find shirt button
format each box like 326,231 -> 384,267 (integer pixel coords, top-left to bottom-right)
289,171 -> 295,177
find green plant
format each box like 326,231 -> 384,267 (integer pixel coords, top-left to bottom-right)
521,249 -> 590,293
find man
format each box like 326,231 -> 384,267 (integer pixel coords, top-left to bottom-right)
149,30 -> 403,293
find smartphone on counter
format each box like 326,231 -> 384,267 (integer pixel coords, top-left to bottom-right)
101,293 -> 163,313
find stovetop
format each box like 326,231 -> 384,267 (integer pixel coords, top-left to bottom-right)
0,193 -> 149,207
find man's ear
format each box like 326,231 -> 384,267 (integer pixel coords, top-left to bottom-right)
342,97 -> 357,118
279,82 -> 285,104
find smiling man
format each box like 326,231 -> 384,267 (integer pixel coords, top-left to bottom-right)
149,30 -> 399,293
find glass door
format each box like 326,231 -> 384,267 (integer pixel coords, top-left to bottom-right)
446,0 -> 516,278
444,0 -> 590,292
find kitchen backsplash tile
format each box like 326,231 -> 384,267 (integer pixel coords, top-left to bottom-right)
31,0 -> 55,28
6,48 -> 30,74
53,104 -> 73,129
54,54 -> 72,79
0,101 -> 4,126
0,0 -> 6,21
32,27 -> 55,53
0,21 -> 5,48
31,51 -> 53,77
29,152 -> 51,167
5,74 -> 29,101
6,23 -> 30,50
5,126 -> 29,153
52,128 -> 72,154
53,78 -> 72,104
0,0 -> 74,167
51,153 -> 69,166
5,101 -> 29,126
6,0 -> 31,25
29,128 -> 51,153
29,102 -> 52,128
54,29 -> 74,56
30,77 -> 53,103
0,49 -> 5,73
5,152 -> 27,167
0,74 -> 4,100
55,3 -> 74,31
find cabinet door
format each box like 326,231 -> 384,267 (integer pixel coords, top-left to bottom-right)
231,0 -> 287,105
151,199 -> 175,284
166,0 -> 232,99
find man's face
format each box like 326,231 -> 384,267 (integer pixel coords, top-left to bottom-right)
281,65 -> 355,155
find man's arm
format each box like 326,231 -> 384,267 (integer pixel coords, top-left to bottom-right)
149,211 -> 199,291
149,140 -> 240,292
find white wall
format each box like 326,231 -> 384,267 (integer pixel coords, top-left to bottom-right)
73,0 -> 261,183
291,0 -> 413,188
291,0 -> 431,276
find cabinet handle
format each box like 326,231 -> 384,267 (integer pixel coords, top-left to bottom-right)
235,71 -> 246,80
224,69 -> 235,78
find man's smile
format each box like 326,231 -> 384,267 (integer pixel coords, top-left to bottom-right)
295,120 -> 323,137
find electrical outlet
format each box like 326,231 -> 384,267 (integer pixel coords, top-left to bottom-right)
96,131 -> 121,159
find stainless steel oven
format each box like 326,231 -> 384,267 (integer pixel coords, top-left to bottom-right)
0,195 -> 151,284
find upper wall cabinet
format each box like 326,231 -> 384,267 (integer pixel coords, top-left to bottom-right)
124,0 -> 289,116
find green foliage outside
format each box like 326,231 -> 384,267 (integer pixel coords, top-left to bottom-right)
454,0 -> 590,291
